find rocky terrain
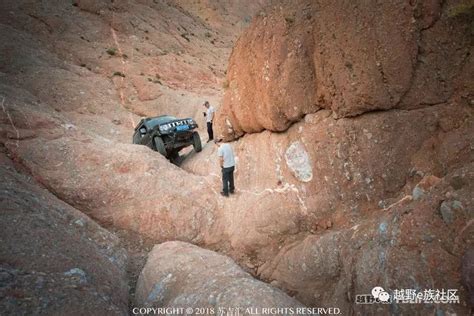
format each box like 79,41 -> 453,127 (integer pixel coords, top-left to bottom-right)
0,0 -> 473,315
214,0 -> 472,137
136,241 -> 304,310
0,150 -> 129,315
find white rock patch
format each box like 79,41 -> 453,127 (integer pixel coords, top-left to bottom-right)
225,118 -> 234,134
285,141 -> 313,182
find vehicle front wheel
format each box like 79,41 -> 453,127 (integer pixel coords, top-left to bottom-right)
153,136 -> 167,156
192,131 -> 202,152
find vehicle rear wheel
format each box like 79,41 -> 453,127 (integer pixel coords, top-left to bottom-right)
192,131 -> 202,152
153,136 -> 167,156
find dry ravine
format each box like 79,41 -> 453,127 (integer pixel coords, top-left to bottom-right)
0,0 -> 472,315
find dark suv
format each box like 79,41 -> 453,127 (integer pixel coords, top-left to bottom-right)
133,115 -> 202,159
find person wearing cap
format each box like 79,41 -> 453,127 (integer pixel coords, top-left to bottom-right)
202,101 -> 215,142
215,139 -> 235,197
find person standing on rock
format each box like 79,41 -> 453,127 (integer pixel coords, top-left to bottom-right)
215,139 -> 235,197
203,101 -> 215,142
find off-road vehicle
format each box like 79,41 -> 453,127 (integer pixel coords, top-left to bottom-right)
133,115 -> 202,159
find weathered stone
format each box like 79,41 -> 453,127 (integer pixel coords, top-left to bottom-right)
215,0 -> 473,139
258,168 -> 473,314
439,200 -> 464,224
0,0 -> 472,314
136,241 -> 304,310
0,160 -> 128,315
462,248 -> 474,306
285,141 -> 313,182
413,186 -> 425,201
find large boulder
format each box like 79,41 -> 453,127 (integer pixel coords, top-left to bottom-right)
215,0 -> 473,139
135,241 -> 304,313
0,154 -> 129,315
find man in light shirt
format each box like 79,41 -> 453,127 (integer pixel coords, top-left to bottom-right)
203,101 -> 215,142
215,139 -> 235,197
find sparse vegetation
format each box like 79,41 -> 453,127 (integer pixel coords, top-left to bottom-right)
222,80 -> 229,89
113,71 -> 125,77
285,16 -> 295,26
106,48 -> 117,56
205,31 -> 212,38
147,76 -> 162,84
180,33 -> 190,42
447,1 -> 474,18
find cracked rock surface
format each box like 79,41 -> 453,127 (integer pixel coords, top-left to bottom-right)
215,0 -> 473,139
0,0 -> 472,315
136,241 -> 304,312
0,152 -> 129,315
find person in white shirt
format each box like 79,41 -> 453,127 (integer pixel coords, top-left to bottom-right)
215,139 -> 235,197
203,101 -> 215,142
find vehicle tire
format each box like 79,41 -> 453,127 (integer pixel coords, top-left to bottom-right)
192,131 -> 202,152
168,150 -> 180,165
153,136 -> 167,156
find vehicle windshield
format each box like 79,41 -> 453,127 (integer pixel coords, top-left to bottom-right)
144,115 -> 177,129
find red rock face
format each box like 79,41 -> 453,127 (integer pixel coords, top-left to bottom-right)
258,166 -> 473,314
0,0 -> 278,313
8,136 -> 220,245
215,0 -> 473,139
0,153 -> 129,314
0,0 -> 472,314
182,0 -> 474,313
